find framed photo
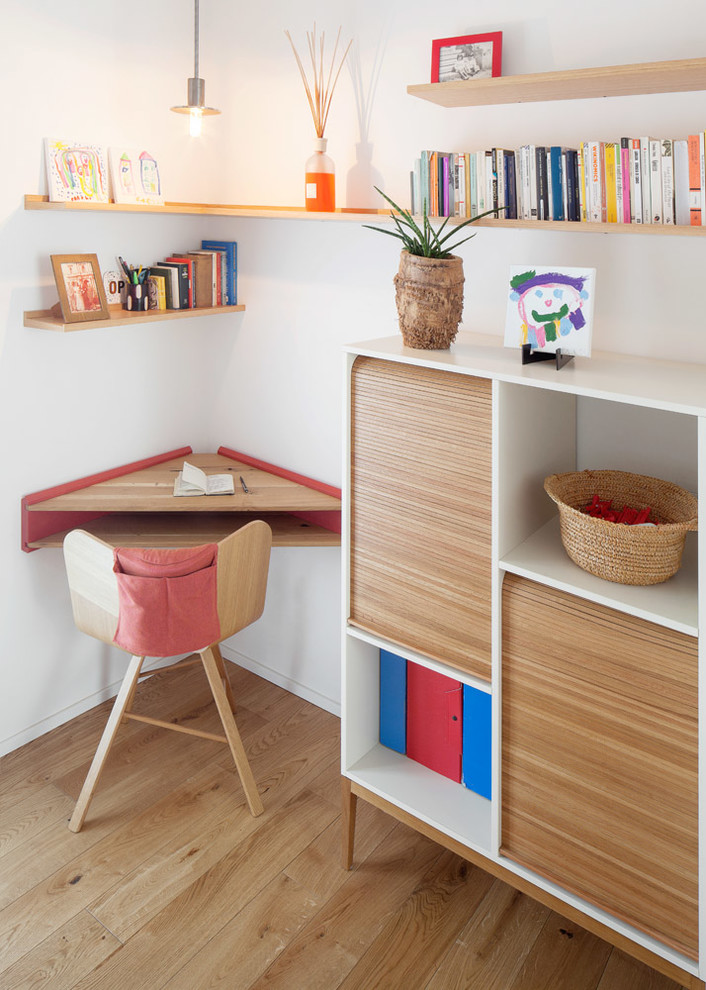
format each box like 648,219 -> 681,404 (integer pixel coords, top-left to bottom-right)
431,32 -> 502,84
504,266 -> 597,358
50,254 -> 111,324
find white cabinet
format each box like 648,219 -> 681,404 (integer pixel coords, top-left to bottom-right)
341,332 -> 705,986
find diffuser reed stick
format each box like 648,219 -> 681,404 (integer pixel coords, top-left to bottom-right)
285,23 -> 352,137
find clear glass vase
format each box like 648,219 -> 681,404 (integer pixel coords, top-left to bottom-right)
305,137 -> 335,212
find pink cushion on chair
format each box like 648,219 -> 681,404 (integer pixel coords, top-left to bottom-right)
113,544 -> 220,657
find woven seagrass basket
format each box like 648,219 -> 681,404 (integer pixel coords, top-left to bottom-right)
544,469 -> 698,586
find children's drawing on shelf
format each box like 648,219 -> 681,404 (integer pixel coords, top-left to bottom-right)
45,139 -> 109,203
504,266 -> 596,357
109,148 -> 164,205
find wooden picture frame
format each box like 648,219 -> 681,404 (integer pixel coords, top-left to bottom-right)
431,32 -> 502,84
50,254 -> 110,323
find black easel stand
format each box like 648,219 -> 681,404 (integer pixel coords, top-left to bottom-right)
521,344 -> 574,370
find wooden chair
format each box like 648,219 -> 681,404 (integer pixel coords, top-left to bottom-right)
63,521 -> 272,832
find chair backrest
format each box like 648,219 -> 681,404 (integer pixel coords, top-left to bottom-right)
63,521 -> 273,650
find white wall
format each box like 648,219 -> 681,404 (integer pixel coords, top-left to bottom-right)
2,0 -> 705,754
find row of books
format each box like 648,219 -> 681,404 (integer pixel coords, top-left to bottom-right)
144,239 -> 238,311
410,134 -> 706,226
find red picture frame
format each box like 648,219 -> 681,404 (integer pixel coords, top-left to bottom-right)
431,32 -> 503,84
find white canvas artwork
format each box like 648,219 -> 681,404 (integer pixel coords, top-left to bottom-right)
504,265 -> 596,357
45,138 -> 109,203
109,148 -> 164,205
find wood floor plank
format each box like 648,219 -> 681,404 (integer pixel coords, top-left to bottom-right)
0,765 -> 248,971
0,910 -> 121,990
248,824 -> 445,989
162,872 -> 322,990
0,782 -> 74,859
69,788 -> 339,990
284,799 -> 397,899
424,878 -> 550,990
596,949 -> 689,990
507,911 -> 613,990
340,854 -> 495,990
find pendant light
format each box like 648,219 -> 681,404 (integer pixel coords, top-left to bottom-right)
170,0 -> 220,137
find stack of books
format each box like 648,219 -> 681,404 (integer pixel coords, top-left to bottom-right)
410,134 -> 706,227
146,239 -> 238,311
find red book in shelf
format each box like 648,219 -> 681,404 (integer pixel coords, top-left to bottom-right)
406,663 -> 462,782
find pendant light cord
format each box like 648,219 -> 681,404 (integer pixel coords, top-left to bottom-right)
193,0 -> 200,80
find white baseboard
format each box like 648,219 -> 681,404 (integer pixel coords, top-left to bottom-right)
220,644 -> 341,718
0,657 -> 180,758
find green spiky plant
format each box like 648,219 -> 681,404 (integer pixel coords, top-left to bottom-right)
364,186 -> 504,258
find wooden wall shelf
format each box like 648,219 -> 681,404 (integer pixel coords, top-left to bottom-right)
407,56 -> 706,108
24,194 -> 387,223
24,194 -> 706,236
22,447 -> 341,551
23,303 -> 245,333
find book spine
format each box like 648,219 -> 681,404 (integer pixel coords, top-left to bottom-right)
660,138 -> 674,224
561,150 -> 568,221
536,146 -> 548,220
587,141 -> 602,222
620,138 -> 631,223
462,153 -> 469,218
673,139 -> 690,226
485,150 -> 494,212
640,138 -> 652,223
604,143 -> 617,222
528,145 -> 538,220
687,135 -> 702,225
649,139 -> 662,223
579,142 -> 588,221
700,132 -> 706,226
549,147 -> 564,221
630,139 -> 643,223
469,152 -> 478,217
505,151 -> 517,219
476,150 -> 486,212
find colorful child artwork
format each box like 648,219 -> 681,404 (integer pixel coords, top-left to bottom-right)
45,139 -> 109,203
109,148 -> 164,205
504,266 -> 596,357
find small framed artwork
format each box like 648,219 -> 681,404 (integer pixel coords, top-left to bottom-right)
431,32 -> 502,84
51,254 -> 111,324
505,266 -> 597,357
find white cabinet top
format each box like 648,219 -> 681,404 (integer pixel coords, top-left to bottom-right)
345,333 -> 706,417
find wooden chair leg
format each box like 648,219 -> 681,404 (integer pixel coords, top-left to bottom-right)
69,654 -> 145,833
200,646 -> 264,817
341,775 -> 357,869
211,643 -> 237,713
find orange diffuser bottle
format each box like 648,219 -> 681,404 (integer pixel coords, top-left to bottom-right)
305,137 -> 335,212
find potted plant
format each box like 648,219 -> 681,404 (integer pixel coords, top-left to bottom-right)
365,187 -> 503,349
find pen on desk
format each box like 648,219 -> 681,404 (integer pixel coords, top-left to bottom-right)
240,475 -> 249,494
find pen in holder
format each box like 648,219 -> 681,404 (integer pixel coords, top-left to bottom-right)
123,281 -> 149,312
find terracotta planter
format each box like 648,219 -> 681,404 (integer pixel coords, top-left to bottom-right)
393,251 -> 465,350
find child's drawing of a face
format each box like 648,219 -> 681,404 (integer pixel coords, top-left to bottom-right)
517,280 -> 586,342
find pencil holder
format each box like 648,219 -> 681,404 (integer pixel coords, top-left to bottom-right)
123,283 -> 148,312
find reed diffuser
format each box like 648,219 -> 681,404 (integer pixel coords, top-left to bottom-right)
285,23 -> 352,212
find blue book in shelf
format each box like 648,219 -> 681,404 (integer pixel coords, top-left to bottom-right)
549,146 -> 565,221
201,239 -> 238,306
379,649 -> 407,754
462,685 -> 492,800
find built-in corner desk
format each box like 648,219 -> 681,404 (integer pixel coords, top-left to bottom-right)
21,446 -> 341,551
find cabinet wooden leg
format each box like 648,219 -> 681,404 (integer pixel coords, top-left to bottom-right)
341,775 -> 357,870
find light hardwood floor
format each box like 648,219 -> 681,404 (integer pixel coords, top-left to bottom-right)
0,661 -> 691,990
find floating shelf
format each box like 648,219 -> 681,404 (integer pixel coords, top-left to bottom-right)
408,56 -> 706,108
23,194 -> 387,222
23,302 -> 245,332
23,194 -> 706,236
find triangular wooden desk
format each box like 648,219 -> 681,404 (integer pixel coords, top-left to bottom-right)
22,446 -> 341,550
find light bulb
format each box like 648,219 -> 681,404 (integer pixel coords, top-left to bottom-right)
189,109 -> 203,137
